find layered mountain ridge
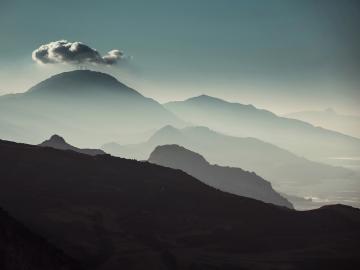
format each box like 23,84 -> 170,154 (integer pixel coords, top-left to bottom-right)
285,108 -> 360,139
148,144 -> 293,208
0,70 -> 183,147
103,125 -> 354,186
164,95 -> 360,164
103,125 -> 357,208
0,139 -> 360,269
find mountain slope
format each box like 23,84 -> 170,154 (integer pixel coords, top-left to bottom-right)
1,139 -> 360,269
0,207 -> 82,270
39,134 -> 105,156
148,144 -> 293,208
164,95 -> 360,164
103,125 -> 358,209
26,69 -> 141,97
103,125 -> 354,184
285,108 -> 360,139
0,70 -> 183,147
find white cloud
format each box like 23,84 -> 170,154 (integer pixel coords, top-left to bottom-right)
32,40 -> 124,66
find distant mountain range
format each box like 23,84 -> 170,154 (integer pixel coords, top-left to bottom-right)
2,70 -> 358,165
39,134 -> 105,156
103,125 -> 355,196
0,207 -> 82,270
148,144 -> 293,208
1,70 -> 358,209
2,70 -> 359,165
285,108 -> 360,139
164,95 -> 360,164
1,139 -> 360,269
0,70 -> 183,147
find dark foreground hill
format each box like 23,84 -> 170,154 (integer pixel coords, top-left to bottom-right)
148,144 -> 293,208
1,139 -> 360,270
0,207 -> 82,270
39,134 -> 105,156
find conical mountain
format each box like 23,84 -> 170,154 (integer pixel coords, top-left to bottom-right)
0,70 -> 183,147
26,70 -> 141,97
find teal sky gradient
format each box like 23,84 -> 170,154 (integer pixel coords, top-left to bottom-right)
0,0 -> 359,114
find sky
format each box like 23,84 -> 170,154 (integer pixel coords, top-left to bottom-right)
0,0 -> 359,115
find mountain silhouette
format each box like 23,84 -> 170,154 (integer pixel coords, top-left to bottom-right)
0,207 -> 82,270
1,139 -> 360,269
148,144 -> 293,208
103,125 -> 355,208
39,134 -> 105,156
0,70 -> 183,147
285,108 -> 360,139
164,95 -> 360,164
27,70 -> 141,97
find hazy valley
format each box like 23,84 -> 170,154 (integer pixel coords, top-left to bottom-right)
1,70 -> 359,211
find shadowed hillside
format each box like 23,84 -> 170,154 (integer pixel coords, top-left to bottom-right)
148,144 -> 293,208
0,207 -> 82,270
1,139 -> 360,269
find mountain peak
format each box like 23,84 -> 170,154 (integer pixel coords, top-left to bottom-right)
187,95 -> 226,103
148,144 -> 293,208
26,70 -> 140,96
178,95 -> 258,111
39,134 -> 73,149
49,134 -> 66,144
39,134 -> 105,156
159,125 -> 180,132
148,125 -> 184,143
149,144 -> 209,166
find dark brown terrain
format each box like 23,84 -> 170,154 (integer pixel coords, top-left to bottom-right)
0,207 -> 82,270
1,139 -> 360,270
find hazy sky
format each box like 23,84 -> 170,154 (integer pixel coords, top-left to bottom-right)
0,0 -> 359,115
